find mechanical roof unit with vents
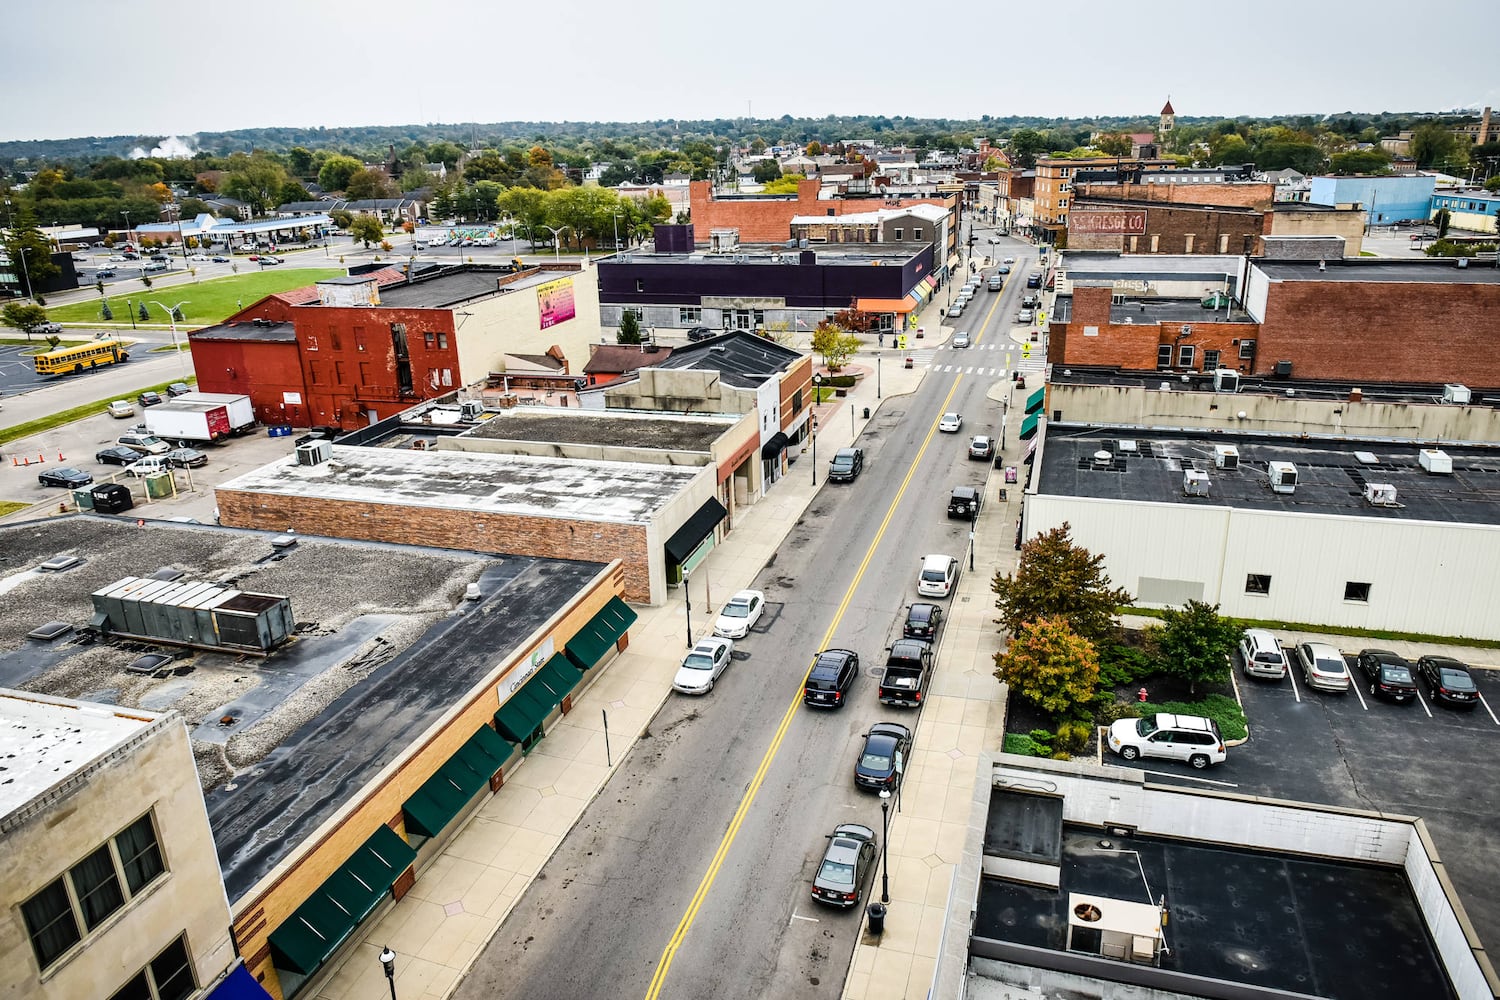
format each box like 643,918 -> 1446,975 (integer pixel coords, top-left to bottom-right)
89,576 -> 295,654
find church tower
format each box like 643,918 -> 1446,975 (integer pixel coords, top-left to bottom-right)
1159,98 -> 1176,138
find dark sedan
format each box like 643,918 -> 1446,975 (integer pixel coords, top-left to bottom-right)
686,326 -> 716,342
854,723 -> 912,791
811,823 -> 877,908
164,447 -> 208,468
138,390 -> 164,407
1356,649 -> 1417,703
211,255 -> 230,263
1416,655 -> 1480,709
39,467 -> 94,488
97,446 -> 145,466
902,602 -> 943,640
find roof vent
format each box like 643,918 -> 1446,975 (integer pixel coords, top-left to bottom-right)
40,555 -> 81,572
1091,450 -> 1113,469
1443,383 -> 1471,405
1419,449 -> 1453,475
270,535 -> 298,551
1364,483 -> 1399,506
1355,451 -> 1379,465
1117,440 -> 1138,454
1268,461 -> 1297,494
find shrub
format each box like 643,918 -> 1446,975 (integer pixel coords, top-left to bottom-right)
1092,699 -> 1141,727
826,374 -> 857,388
1140,693 -> 1247,741
1003,732 -> 1050,757
1098,642 -> 1157,687
1027,729 -> 1054,746
1054,719 -> 1093,755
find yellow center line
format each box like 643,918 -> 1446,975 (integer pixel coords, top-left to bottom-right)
643,377 -> 966,999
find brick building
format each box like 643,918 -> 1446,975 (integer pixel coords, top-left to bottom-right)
1064,196 -> 1367,257
1032,156 -> 1176,244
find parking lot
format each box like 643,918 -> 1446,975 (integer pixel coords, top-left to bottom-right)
1099,642 -> 1500,958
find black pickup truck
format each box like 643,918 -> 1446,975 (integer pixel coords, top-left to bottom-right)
878,638 -> 934,708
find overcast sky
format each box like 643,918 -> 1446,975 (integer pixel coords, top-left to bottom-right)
5,0 -> 1496,144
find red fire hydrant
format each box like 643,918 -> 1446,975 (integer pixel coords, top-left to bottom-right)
1137,687 -> 1149,703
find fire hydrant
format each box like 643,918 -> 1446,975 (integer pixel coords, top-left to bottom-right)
1137,687 -> 1149,703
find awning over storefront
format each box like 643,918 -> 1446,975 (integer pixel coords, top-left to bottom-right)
760,431 -> 789,459
534,652 -> 582,702
1025,387 -> 1046,415
402,724 -> 513,838
267,825 -> 416,976
855,297 -> 917,314
665,498 -> 729,566
1020,412 -> 1040,440
565,596 -> 639,670
206,964 -> 274,1000
494,668 -> 561,743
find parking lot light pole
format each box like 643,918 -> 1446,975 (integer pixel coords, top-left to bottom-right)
878,788 -> 892,904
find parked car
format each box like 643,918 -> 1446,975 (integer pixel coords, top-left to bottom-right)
117,433 -> 171,455
1356,649 -> 1417,703
1017,308 -> 1035,324
1022,293 -> 1040,309
123,456 -> 172,478
1002,256 -> 1015,264
106,400 -> 135,419
968,436 -> 993,461
947,486 -> 983,521
96,445 -> 145,465
1296,641 -> 1352,693
258,256 -> 283,265
137,390 -> 164,407
804,648 -> 859,708
163,447 -> 208,469
712,590 -> 764,639
902,602 -> 943,641
38,467 -> 94,488
938,412 -> 963,433
685,326 -> 715,341
1107,713 -> 1227,769
811,823 -> 878,908
107,254 -> 128,262
189,253 -> 212,262
1238,628 -> 1288,680
149,253 -> 169,262
1026,274 -> 1043,289
946,304 -> 964,318
917,554 -> 958,598
95,268 -> 117,278
672,637 -> 735,695
166,381 -> 192,397
853,723 -> 912,791
828,447 -> 864,483
952,331 -> 971,348
1415,655 -> 1480,709
997,264 -> 1012,275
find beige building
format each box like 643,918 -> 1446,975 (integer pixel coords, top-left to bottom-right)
0,691 -> 237,1000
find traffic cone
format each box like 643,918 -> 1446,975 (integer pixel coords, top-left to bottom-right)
58,452 -> 65,462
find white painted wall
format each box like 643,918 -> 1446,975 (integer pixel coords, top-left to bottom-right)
1403,827 -> 1498,1000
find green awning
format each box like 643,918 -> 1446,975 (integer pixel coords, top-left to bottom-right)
534,653 -> 582,701
403,725 -> 514,838
495,675 -> 558,743
1020,412 -> 1040,440
268,825 -> 416,976
1025,386 -> 1045,414
564,596 -> 639,670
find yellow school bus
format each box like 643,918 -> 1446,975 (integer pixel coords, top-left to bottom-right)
33,339 -> 131,376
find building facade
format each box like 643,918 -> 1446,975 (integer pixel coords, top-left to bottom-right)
1306,175 -> 1436,224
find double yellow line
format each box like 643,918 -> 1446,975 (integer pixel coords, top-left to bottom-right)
643,378 -> 964,999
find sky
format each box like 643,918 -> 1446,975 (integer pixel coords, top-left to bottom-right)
4,0 -> 1497,144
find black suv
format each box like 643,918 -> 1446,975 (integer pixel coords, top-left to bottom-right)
1356,649 -> 1417,703
948,486 -> 982,520
828,447 -> 864,482
902,603 -> 943,640
804,648 -> 860,709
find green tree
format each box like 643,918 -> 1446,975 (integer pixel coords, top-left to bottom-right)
100,300 -> 114,321
287,146 -> 316,178
222,153 -> 290,216
330,209 -> 354,230
993,616 -> 1101,719
462,150 -> 511,184
318,154 -> 364,193
345,168 -> 396,201
138,303 -> 149,322
1154,600 -> 1240,693
1007,129 -> 1049,168
1095,133 -> 1132,156
1409,123 -> 1460,170
751,159 -> 782,183
809,322 -> 862,370
1484,176 -> 1500,193
617,310 -> 643,344
349,215 -> 384,247
3,206 -> 61,294
1435,208 -> 1451,238
427,141 -> 464,168
1329,150 -> 1391,175
806,140 -> 824,156
1,302 -> 50,338
992,523 -> 1133,645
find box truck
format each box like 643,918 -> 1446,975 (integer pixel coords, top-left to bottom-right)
145,401 -> 232,444
173,392 -> 256,434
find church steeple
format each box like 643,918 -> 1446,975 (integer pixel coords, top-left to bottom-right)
1159,97 -> 1176,136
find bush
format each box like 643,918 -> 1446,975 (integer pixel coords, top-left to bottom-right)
1092,699 -> 1141,727
826,374 -> 857,388
1098,642 -> 1157,687
1140,693 -> 1247,741
1053,719 -> 1093,755
1003,732 -> 1051,757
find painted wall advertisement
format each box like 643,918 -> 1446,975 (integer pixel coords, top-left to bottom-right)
1069,211 -> 1148,235
537,277 -> 577,329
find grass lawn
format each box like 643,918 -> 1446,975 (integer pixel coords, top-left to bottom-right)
0,375 -> 194,448
45,268 -> 344,328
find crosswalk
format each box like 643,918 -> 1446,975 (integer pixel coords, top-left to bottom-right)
902,342 -> 1047,378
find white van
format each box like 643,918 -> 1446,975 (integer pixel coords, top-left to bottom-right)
917,554 -> 959,598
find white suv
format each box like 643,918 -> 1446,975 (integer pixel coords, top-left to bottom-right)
1238,628 -> 1287,680
1108,713 -> 1227,769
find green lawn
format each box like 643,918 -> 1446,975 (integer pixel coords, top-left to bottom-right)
46,268 -> 344,327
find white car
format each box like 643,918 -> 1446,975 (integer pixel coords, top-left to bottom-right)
1003,256 -> 1015,264
107,254 -> 128,262
713,590 -> 765,639
673,637 -> 734,695
189,253 -> 212,261
1107,714 -> 1226,769
1018,308 -> 1035,324
946,304 -> 964,318
428,237 -> 447,247
938,412 -> 963,433
952,331 -> 970,348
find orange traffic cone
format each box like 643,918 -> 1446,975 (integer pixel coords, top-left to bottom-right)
58,452 -> 65,462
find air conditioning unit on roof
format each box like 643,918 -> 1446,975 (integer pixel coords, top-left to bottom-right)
1213,445 -> 1239,470
1364,483 -> 1398,506
1268,461 -> 1297,494
1419,449 -> 1452,474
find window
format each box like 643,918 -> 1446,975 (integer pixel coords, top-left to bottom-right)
441,368 -> 453,387
437,332 -> 448,350
1156,345 -> 1173,369
792,389 -> 803,413
1184,234 -> 1195,253
1239,338 -> 1256,360
1177,345 -> 1195,368
1219,234 -> 1231,253
424,332 -> 435,349
1202,349 -> 1221,371
734,309 -> 751,329
329,330 -> 341,351
108,935 -> 195,1000
913,228 -> 924,240
22,814 -> 167,972
334,361 -> 346,385
1245,574 -> 1271,595
1128,236 -> 1139,253
678,307 -> 701,324
894,228 -> 904,240
753,309 -> 765,326
1344,582 -> 1371,602
1150,235 -> 1160,253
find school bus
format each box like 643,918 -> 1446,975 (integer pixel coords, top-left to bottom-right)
32,339 -> 131,376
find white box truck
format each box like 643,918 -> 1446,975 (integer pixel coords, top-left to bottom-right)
145,401 -> 232,444
174,392 -> 256,434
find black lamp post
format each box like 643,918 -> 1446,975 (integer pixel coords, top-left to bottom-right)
810,375 -> 823,484
878,788 -> 892,904
683,570 -> 693,649
379,946 -> 397,1000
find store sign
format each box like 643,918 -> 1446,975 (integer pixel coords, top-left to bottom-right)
1070,211 -> 1147,235
501,637 -> 555,696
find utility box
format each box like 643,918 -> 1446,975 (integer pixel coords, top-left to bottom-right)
1268,461 -> 1298,494
1213,445 -> 1239,470
1364,484 -> 1399,506
1419,449 -> 1453,474
1212,369 -> 1240,393
1183,470 -> 1211,496
1443,384 -> 1471,405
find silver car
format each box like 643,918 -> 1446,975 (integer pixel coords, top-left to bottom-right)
1296,641 -> 1351,693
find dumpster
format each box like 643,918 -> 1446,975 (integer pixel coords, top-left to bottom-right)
90,483 -> 134,514
144,471 -> 176,500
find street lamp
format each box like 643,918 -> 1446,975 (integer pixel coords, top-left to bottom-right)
378,946 -> 397,1000
538,224 -> 569,261
150,300 -> 191,369
683,570 -> 693,649
121,210 -> 131,245
878,788 -> 892,904
810,375 -> 823,485
611,212 -> 622,254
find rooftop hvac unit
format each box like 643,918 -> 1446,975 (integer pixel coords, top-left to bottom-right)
1364,483 -> 1399,506
1213,368 -> 1240,393
1268,461 -> 1297,494
1419,449 -> 1453,474
459,399 -> 484,420
1213,444 -> 1240,470
1117,440 -> 1138,454
295,439 -> 332,466
1066,893 -> 1163,967
1091,450 -> 1113,469
1274,360 -> 1293,377
1183,470 -> 1211,496
1443,384 -> 1471,405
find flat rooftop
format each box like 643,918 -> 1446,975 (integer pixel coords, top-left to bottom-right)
649,332 -> 803,389
1059,252 -> 1240,283
0,691 -> 162,819
606,246 -> 923,267
192,322 -> 296,342
461,409 -> 734,452
370,267 -> 558,308
1051,297 -> 1253,325
217,446 -> 701,523
1257,258 -> 1500,285
1049,366 -> 1500,401
1036,427 -> 1500,525
0,517 -> 605,901
975,824 -> 1454,1000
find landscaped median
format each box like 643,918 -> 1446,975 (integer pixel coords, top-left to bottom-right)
42,268 -> 344,329
0,377 -> 194,448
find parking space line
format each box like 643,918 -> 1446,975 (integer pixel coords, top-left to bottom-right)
1415,691 -> 1433,718
1348,677 -> 1369,711
1478,692 -> 1500,726
789,913 -> 819,924
1286,668 -> 1302,703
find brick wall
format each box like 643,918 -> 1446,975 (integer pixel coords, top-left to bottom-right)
1050,286 -> 1257,371
1081,181 -> 1275,209
689,180 -> 952,246
189,338 -> 310,426
217,491 -> 655,602
1068,200 -> 1263,254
